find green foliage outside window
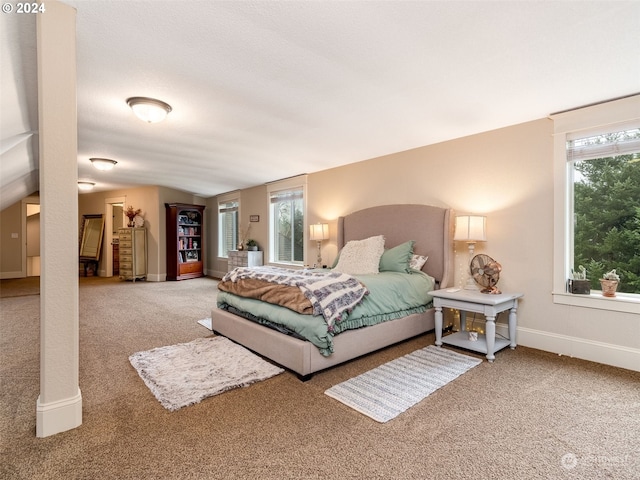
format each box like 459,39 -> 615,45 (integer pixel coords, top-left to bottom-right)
573,151 -> 640,294
274,199 -> 304,263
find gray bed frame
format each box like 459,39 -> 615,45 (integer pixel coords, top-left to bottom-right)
211,204 -> 453,379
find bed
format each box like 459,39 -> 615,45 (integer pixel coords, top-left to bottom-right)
211,204 -> 453,379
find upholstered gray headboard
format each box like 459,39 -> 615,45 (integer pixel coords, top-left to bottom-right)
337,204 -> 453,288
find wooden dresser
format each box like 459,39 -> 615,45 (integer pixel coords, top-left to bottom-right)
118,228 -> 147,282
112,242 -> 119,275
228,250 -> 263,271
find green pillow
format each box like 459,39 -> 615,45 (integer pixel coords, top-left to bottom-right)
331,252 -> 340,269
379,240 -> 415,273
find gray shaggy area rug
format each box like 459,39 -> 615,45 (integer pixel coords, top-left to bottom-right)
129,336 -> 284,411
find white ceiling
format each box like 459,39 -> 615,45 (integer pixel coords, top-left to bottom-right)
2,1 -> 639,211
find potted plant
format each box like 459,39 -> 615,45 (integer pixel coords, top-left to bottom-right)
600,269 -> 620,297
569,265 -> 590,294
245,239 -> 258,251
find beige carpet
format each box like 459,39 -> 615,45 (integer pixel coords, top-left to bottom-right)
1,275 -> 639,479
0,276 -> 40,298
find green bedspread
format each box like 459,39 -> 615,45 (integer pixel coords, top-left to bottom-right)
216,270 -> 435,356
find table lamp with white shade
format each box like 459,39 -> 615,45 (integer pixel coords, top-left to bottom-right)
454,215 -> 487,290
310,223 -> 329,267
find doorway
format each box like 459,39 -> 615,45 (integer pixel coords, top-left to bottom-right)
21,196 -> 41,277
104,197 -> 125,277
26,203 -> 40,276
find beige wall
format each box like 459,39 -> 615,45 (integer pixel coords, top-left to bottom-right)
214,117 -> 639,371
305,125 -> 546,269
214,118 -> 552,288
240,184 -> 270,250
208,184 -> 269,276
26,212 -> 40,257
0,201 -> 24,276
78,185 -> 205,280
306,118 -> 553,333
79,186 -> 161,278
1,186 -> 205,281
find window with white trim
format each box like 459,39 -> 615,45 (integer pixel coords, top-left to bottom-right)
267,176 -> 307,265
552,94 -> 640,311
568,127 -> 640,294
217,198 -> 238,258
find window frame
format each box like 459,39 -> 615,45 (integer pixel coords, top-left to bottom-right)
266,175 -> 308,266
217,192 -> 240,259
551,95 -> 640,314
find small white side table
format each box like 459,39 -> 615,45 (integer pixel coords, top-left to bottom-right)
429,288 -> 524,362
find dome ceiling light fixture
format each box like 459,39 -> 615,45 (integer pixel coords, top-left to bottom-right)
90,158 -> 117,171
78,181 -> 96,191
126,96 -> 172,123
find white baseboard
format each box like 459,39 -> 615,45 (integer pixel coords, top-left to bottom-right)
36,388 -> 82,437
208,269 -> 226,280
146,273 -> 164,282
505,325 -> 640,373
0,271 -> 24,279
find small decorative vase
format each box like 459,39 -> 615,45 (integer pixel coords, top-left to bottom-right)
237,243 -> 244,251
600,279 -> 618,297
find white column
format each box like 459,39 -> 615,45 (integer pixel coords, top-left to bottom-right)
36,0 -> 82,437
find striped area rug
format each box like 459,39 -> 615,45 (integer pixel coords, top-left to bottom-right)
325,346 -> 481,422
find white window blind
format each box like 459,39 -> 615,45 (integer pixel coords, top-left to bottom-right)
218,201 -> 238,214
218,199 -> 239,257
266,175 -> 307,265
567,127 -> 640,162
269,189 -> 304,203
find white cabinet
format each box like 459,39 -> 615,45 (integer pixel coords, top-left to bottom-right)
228,250 -> 263,271
118,228 -> 147,281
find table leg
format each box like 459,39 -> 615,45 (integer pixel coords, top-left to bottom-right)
509,304 -> 518,349
435,306 -> 443,347
460,310 -> 467,332
485,315 -> 496,362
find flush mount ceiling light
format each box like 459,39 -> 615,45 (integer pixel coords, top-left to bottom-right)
90,158 -> 117,171
126,96 -> 172,123
78,181 -> 95,191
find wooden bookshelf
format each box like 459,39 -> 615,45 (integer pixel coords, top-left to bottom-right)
165,203 -> 205,280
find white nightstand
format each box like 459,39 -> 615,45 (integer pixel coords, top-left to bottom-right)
228,250 -> 263,271
428,288 -> 524,362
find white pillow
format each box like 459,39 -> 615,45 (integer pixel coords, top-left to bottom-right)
333,235 -> 385,275
409,254 -> 428,271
